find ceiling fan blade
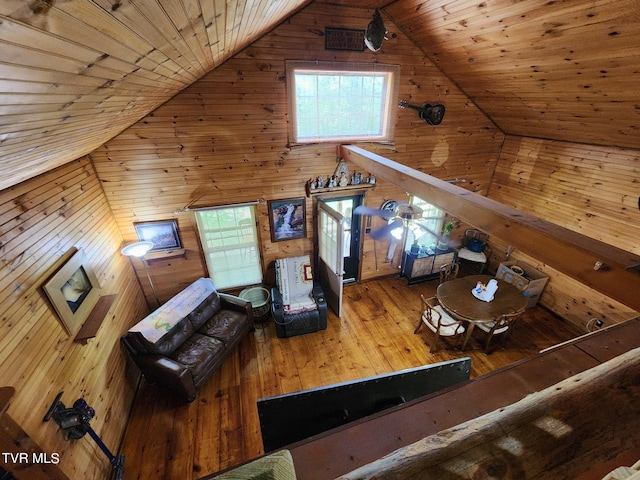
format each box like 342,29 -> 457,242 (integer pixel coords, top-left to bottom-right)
370,219 -> 403,240
354,205 -> 396,220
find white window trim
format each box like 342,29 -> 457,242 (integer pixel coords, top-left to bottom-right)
286,60 -> 400,146
405,196 -> 445,250
193,205 -> 262,290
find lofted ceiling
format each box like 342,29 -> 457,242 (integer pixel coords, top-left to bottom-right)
0,0 -> 638,192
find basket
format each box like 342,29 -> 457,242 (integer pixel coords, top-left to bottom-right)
239,286 -> 271,320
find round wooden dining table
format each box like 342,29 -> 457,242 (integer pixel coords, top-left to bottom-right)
436,274 -> 527,351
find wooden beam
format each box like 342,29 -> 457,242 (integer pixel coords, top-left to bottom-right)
337,346 -> 640,480
340,145 -> 640,311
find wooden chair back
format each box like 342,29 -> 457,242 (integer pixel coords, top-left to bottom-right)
480,308 -> 524,354
439,262 -> 459,284
415,295 -> 466,352
459,229 -> 492,274
464,229 -> 489,244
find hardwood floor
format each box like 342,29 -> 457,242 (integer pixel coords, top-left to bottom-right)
118,275 -> 581,480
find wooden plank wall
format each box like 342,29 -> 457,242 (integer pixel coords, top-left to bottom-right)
488,135 -> 640,329
484,243 -> 637,331
90,2 -> 504,300
0,159 -> 148,479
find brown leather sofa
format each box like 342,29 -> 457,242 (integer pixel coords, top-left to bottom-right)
121,279 -> 253,402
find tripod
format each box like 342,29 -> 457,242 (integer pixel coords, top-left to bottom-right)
43,392 -> 124,480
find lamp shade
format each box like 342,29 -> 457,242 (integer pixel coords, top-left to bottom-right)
121,241 -> 154,258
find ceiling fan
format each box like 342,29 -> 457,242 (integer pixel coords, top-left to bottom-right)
354,202 -> 446,242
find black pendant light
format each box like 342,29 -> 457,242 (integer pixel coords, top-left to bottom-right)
365,9 -> 387,52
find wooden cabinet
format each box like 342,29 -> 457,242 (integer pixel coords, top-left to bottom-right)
402,249 -> 456,284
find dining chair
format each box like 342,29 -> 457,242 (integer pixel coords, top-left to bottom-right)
414,294 -> 466,353
475,309 -> 524,354
439,262 -> 459,284
457,229 -> 492,274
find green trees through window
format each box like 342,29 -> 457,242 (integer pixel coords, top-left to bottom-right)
287,61 -> 399,144
194,206 -> 262,289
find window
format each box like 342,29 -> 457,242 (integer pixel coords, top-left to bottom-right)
405,196 -> 445,251
318,207 -> 340,271
194,206 -> 262,289
286,61 -> 400,144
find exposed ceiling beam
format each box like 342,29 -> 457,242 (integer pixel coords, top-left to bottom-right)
340,145 -> 640,311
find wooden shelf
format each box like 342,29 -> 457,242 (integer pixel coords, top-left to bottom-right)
306,182 -> 375,197
74,294 -> 118,345
144,248 -> 186,262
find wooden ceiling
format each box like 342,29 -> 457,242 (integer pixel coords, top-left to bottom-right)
0,0 -> 638,191
383,0 -> 640,149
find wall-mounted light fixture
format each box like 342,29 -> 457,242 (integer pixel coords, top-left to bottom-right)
505,245 -> 513,261
365,8 -> 387,52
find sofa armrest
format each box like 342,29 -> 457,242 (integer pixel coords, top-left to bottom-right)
133,354 -> 197,402
312,283 -> 325,303
220,293 -> 253,316
271,287 -> 285,323
312,282 -> 327,323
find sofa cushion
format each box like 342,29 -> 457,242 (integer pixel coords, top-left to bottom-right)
198,309 -> 247,345
139,317 -> 196,356
187,291 -> 221,330
170,333 -> 226,383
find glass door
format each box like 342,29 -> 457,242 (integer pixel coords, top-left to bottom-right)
324,194 -> 363,283
316,200 -> 344,317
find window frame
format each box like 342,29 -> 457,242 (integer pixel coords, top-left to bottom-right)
405,196 -> 445,251
193,205 -> 262,290
286,60 -> 400,145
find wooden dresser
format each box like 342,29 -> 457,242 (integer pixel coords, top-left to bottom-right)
401,248 -> 456,284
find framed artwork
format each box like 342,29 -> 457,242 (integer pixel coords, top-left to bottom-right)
268,198 -> 306,242
43,248 -> 102,335
134,219 -> 182,252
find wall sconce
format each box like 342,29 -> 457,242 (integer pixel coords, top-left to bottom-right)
121,241 -> 160,307
505,245 -> 513,261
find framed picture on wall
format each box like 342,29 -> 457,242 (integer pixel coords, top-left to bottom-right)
268,198 -> 306,242
42,248 -> 102,336
134,219 -> 182,252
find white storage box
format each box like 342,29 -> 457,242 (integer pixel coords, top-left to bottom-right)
496,260 -> 549,308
